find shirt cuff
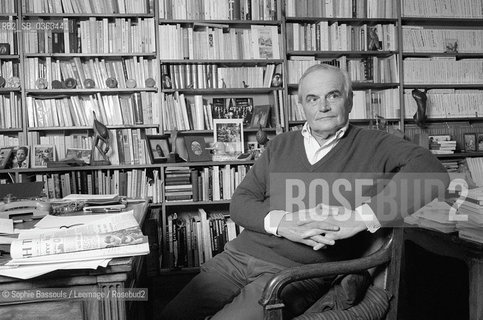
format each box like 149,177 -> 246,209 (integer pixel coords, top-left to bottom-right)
355,204 -> 381,233
264,210 -> 287,236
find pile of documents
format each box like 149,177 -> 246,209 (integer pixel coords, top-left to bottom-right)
455,187 -> 483,243
0,209 -> 149,279
404,199 -> 457,233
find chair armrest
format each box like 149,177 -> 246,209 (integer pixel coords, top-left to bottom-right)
259,231 -> 394,318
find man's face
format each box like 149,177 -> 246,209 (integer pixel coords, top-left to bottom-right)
299,69 -> 352,139
16,149 -> 26,162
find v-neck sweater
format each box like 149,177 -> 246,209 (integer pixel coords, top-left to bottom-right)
229,125 -> 449,267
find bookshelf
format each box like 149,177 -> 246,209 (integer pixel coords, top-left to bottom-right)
0,2 -> 21,147
284,0 -> 401,129
400,0 -> 483,155
1,0 -> 164,206
0,0 -> 482,274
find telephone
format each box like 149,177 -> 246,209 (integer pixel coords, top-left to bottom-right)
0,200 -> 50,219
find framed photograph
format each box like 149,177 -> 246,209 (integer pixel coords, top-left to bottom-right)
463,133 -> 477,152
183,136 -> 212,162
247,141 -> 259,152
32,145 -> 56,168
65,148 -> 92,164
0,147 -> 14,169
477,134 -> 483,151
11,146 -> 30,168
211,97 -> 253,127
250,105 -> 271,128
146,134 -> 170,164
213,119 -> 244,155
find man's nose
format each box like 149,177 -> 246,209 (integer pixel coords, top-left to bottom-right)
317,100 -> 330,112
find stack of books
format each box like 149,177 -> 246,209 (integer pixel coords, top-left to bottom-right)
456,187 -> 483,243
429,135 -> 457,154
164,167 -> 193,202
162,209 -> 240,269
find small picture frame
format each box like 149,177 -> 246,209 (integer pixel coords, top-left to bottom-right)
65,148 -> 92,164
0,147 -> 14,169
429,135 -> 451,143
213,119 -> 244,155
247,141 -> 259,152
477,133 -> 483,151
444,38 -> 458,53
183,136 -> 212,162
146,134 -> 170,164
32,145 -> 56,168
11,146 -> 30,168
464,133 -> 477,152
250,105 -> 271,128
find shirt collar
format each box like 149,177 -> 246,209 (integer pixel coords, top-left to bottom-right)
301,121 -> 349,142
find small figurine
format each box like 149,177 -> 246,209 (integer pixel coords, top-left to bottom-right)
271,73 -> 282,87
368,28 -> 381,51
412,89 -> 428,129
90,111 -> 111,165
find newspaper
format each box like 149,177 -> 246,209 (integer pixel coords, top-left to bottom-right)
9,210 -> 149,261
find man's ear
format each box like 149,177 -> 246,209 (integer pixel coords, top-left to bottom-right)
346,91 -> 354,113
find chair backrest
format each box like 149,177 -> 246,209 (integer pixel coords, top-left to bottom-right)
260,228 -> 404,320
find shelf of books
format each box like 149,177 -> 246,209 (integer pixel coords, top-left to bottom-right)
284,0 -> 400,128
9,0 -> 162,179
0,2 -> 22,149
400,0 -> 483,164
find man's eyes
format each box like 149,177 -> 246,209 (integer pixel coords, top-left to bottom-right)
326,92 -> 341,100
307,96 -> 319,103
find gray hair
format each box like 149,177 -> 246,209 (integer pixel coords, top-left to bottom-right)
297,64 -> 353,103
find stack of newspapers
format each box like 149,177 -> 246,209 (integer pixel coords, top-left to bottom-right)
0,210 -> 149,279
456,187 -> 483,243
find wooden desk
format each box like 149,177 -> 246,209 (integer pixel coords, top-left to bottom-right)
0,201 -> 149,320
403,227 -> 483,320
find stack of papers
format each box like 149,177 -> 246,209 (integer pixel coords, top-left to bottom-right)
455,187 -> 483,243
404,199 -> 457,233
0,210 -> 149,279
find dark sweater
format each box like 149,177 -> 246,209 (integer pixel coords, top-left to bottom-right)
229,125 -> 449,267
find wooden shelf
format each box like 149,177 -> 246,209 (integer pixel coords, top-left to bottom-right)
28,124 -> 159,131
26,88 -> 158,95
160,59 -> 284,66
285,17 -> 397,24
23,13 -> 155,18
403,52 -> 483,59
164,200 -> 232,207
161,87 -> 279,94
436,152 -> 483,159
402,17 -> 483,27
0,88 -> 20,93
403,84 -> 483,90
288,82 -> 399,90
0,163 -> 162,174
24,53 -> 156,58
158,19 -> 281,26
287,50 -> 397,58
0,55 -> 19,59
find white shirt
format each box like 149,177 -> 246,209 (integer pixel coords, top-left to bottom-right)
264,122 -> 381,235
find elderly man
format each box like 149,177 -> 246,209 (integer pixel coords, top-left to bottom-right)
161,64 -> 449,320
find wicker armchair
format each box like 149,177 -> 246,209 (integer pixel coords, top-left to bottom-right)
260,228 -> 403,320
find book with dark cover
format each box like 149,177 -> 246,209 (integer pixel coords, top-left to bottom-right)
52,32 -> 64,53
